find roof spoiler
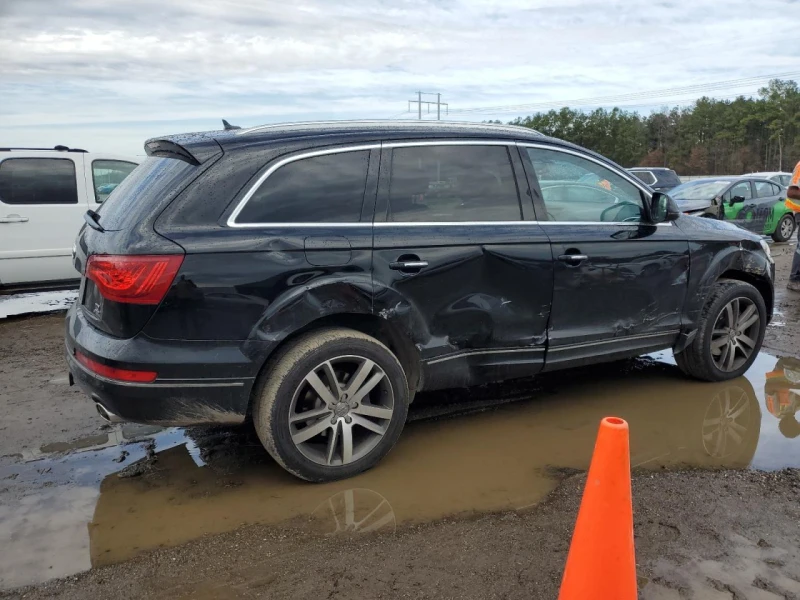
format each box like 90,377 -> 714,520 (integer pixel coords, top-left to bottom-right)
143,136 -> 222,165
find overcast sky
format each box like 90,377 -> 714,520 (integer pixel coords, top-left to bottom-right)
1,0 -> 799,156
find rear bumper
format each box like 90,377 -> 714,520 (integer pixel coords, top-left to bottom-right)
65,304 -> 261,426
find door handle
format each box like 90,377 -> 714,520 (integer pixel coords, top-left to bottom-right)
558,254 -> 588,265
389,260 -> 429,270
0,215 -> 29,223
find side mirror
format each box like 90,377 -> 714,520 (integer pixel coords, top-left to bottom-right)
730,195 -> 745,206
650,192 -> 679,223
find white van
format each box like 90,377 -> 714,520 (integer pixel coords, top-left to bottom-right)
0,146 -> 138,291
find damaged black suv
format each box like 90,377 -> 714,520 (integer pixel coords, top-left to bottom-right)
66,121 -> 775,481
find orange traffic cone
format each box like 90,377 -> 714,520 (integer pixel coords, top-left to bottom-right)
558,417 -> 637,600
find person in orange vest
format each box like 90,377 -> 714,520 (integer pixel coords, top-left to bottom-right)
788,160 -> 800,292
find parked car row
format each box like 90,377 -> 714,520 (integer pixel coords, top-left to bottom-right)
629,167 -> 796,242
64,120 -> 775,482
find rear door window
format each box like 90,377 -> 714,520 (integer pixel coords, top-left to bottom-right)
236,151 -> 370,224
387,145 -> 521,222
656,170 -> 681,186
755,181 -> 777,198
92,160 -> 138,203
0,158 -> 77,205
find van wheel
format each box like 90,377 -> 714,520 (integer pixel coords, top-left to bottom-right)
772,214 -> 796,242
252,328 -> 409,482
675,280 -> 766,382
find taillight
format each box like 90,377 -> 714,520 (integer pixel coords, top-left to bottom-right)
75,350 -> 157,383
86,254 -> 184,305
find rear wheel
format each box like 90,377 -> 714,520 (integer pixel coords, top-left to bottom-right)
675,280 -> 766,381
772,213 -> 796,242
252,328 -> 409,482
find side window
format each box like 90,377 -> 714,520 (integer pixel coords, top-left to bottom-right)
632,171 -> 656,185
0,158 -> 77,205
237,151 -> 369,224
387,145 -> 521,222
780,175 -> 791,187
526,147 -> 645,222
755,181 -> 775,198
92,160 -> 138,203
770,183 -> 782,196
729,181 -> 753,201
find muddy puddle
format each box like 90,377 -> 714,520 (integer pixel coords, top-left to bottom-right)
1,350 -> 799,590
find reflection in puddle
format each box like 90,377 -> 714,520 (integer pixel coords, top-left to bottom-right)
1,350 -> 799,589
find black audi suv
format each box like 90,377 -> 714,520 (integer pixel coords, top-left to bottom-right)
66,121 -> 775,481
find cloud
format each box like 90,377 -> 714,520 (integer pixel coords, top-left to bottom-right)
1,0 -> 798,154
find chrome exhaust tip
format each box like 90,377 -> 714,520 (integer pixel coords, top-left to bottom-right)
94,402 -> 124,423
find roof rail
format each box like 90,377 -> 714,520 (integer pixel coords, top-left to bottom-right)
237,119 -> 544,137
0,146 -> 88,153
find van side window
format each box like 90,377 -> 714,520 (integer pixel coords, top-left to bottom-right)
387,145 -> 521,222
237,151 -> 370,224
0,158 -> 78,205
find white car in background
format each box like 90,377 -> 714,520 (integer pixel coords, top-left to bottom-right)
745,171 -> 793,187
0,146 -> 138,291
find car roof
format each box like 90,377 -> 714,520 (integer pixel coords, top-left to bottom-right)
148,119 -> 643,174
629,167 -> 675,172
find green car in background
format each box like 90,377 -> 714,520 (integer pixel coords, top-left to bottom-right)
670,176 -> 797,242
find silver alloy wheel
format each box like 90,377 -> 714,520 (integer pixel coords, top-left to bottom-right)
288,355 -> 394,466
780,216 -> 795,239
702,386 -> 750,458
710,297 -> 760,372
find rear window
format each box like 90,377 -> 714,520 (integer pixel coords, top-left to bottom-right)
97,157 -> 196,230
236,151 -> 370,224
0,158 -> 77,205
631,171 -> 656,185
655,170 -> 681,185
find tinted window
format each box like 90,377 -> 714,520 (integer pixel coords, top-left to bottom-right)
729,181 -> 753,201
387,145 -> 520,222
527,147 -> 644,222
656,170 -> 681,185
98,156 -> 197,230
780,175 -> 791,186
92,160 -> 138,203
0,158 -> 77,205
238,151 -> 369,224
632,171 -> 656,185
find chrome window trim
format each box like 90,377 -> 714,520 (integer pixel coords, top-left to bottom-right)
515,141 -> 655,199
227,144 -> 380,228
227,139 -> 673,228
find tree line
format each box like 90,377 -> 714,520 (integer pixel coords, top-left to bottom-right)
501,79 -> 800,175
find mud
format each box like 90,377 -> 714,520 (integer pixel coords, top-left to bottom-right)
0,243 -> 799,597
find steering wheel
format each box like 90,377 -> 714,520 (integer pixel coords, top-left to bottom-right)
600,201 -> 641,223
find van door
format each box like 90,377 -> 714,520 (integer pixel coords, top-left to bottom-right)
0,153 -> 89,287
371,141 -> 553,390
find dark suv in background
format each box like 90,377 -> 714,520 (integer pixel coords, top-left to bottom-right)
66,121 -> 774,481
629,167 -> 682,192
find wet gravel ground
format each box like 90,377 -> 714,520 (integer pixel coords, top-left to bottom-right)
1,240 -> 799,599
3,469 -> 799,600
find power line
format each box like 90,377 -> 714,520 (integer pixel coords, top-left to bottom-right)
445,70 -> 800,116
408,92 -> 448,120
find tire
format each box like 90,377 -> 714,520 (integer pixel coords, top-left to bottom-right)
252,327 -> 409,482
675,280 -> 766,382
771,213 -> 796,242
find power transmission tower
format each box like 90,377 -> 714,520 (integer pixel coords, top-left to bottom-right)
408,92 -> 448,120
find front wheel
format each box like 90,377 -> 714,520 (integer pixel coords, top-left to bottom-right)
252,328 -> 409,482
675,280 -> 766,381
772,213 -> 796,243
